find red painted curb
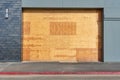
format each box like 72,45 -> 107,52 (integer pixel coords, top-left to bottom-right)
0,72 -> 120,75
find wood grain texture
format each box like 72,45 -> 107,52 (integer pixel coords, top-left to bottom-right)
76,48 -> 99,62
22,9 -> 102,62
23,22 -> 30,35
22,48 -> 30,61
50,22 -> 76,35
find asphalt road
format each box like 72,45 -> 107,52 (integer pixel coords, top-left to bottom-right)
0,75 -> 120,80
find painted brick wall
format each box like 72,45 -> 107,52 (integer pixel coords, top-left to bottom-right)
0,0 -> 21,61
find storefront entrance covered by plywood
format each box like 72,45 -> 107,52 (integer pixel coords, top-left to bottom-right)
22,9 -> 102,62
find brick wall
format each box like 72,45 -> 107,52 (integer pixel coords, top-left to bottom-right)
0,0 -> 21,61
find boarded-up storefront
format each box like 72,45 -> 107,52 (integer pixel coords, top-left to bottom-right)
22,9 -> 102,62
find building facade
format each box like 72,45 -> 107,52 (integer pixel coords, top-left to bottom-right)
0,0 -> 120,62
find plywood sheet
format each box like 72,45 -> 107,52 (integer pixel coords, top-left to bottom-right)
22,9 -> 102,62
50,22 -> 76,35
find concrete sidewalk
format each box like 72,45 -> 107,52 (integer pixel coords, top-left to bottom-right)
0,62 -> 120,73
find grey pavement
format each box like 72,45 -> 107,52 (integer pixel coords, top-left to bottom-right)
0,75 -> 120,80
0,62 -> 120,72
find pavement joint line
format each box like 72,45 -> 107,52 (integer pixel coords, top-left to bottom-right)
1,72 -> 120,75
0,63 -> 13,72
